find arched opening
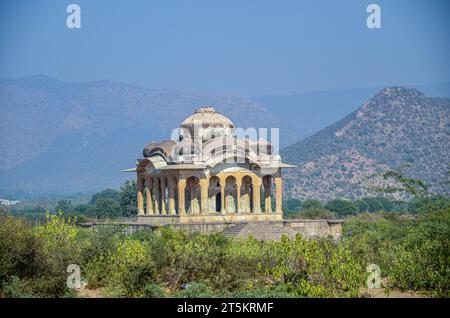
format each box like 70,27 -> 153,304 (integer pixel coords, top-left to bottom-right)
215,193 -> 221,212
225,176 -> 237,213
185,176 -> 200,214
208,176 -> 220,213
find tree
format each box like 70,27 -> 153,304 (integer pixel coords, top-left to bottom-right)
90,189 -> 120,204
91,198 -> 120,218
120,180 -> 137,217
298,207 -> 335,219
285,198 -> 302,212
375,196 -> 394,211
301,199 -> 323,210
360,197 -> 383,212
355,199 -> 370,213
73,204 -> 90,216
325,199 -> 358,217
54,200 -> 73,214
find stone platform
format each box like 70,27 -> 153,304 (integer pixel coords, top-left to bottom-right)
80,219 -> 344,241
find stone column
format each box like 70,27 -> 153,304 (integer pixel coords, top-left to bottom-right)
137,178 -> 144,215
236,178 -> 242,213
252,177 -> 261,213
168,177 -> 176,215
145,177 -> 153,215
242,181 -> 250,213
178,178 -> 186,215
220,177 -> 226,214
160,178 -> 167,215
275,176 -> 282,213
264,177 -> 272,213
153,178 -> 160,214
200,178 -> 209,214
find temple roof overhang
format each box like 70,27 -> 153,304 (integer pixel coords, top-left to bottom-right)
160,164 -> 206,170
124,161 -> 296,173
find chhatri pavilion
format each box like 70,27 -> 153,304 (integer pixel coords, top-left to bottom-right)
132,107 -> 296,224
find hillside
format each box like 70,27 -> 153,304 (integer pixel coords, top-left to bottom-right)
0,76 -> 299,195
282,87 -> 450,200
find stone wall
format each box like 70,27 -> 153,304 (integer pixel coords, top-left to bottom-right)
80,219 -> 344,240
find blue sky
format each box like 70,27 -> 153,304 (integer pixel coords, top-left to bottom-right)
0,0 -> 448,95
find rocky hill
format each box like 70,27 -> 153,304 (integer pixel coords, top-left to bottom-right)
282,87 -> 450,200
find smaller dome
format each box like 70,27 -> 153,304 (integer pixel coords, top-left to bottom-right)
143,140 -> 176,159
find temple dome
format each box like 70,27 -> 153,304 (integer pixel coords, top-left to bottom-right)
180,107 -> 234,141
181,107 -> 234,128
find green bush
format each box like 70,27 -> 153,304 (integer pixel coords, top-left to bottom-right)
172,281 -> 216,298
143,283 -> 166,298
325,199 -> 358,217
0,216 -> 41,283
1,197 -> 448,298
1,276 -> 34,298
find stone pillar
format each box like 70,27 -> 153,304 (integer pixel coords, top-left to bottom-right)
275,176 -> 282,213
200,178 -> 209,214
178,178 -> 186,215
137,178 -> 144,215
145,177 -> 153,215
153,178 -> 160,214
160,178 -> 167,215
252,177 -> 261,213
236,178 -> 242,213
168,177 -> 176,215
264,177 -> 272,213
220,177 -> 226,214
242,181 -> 250,213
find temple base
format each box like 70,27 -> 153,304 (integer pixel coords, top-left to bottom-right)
80,218 -> 344,240
137,212 -> 283,225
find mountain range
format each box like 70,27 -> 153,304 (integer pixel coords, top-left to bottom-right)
0,76 -> 449,200
282,87 -> 450,200
0,76 -> 298,196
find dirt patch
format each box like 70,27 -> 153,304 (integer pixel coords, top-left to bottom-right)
77,287 -> 104,298
362,288 -> 429,298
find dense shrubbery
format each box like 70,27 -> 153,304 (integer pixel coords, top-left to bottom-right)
0,214 -> 368,298
1,172 -> 448,298
1,204 -> 448,298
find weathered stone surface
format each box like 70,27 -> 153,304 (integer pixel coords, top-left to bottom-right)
81,219 -> 344,241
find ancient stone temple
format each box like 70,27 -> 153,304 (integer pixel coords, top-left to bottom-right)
133,107 -> 296,224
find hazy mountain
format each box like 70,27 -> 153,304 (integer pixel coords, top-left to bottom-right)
0,76 -> 299,196
254,83 -> 450,138
281,87 -> 450,201
1,76 -> 449,199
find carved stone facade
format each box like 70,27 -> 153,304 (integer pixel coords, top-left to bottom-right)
131,107 -> 296,224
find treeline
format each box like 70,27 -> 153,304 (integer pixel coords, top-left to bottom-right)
5,181 -> 137,222
4,168 -> 447,222
283,196 -> 431,219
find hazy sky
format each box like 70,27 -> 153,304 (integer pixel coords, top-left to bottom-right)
0,0 -> 449,95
